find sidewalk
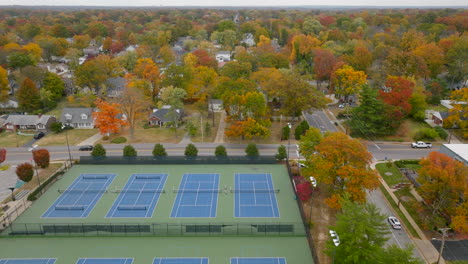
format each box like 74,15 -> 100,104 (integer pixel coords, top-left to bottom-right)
372,162 -> 445,264
77,132 -> 103,146
214,111 -> 227,143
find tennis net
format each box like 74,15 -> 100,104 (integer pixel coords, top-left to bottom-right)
230,189 -> 280,193
57,189 -> 108,194
112,189 -> 166,194
172,188 -> 225,193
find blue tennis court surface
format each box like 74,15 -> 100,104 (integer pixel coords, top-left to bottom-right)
153,258 -> 209,264
42,174 -> 115,218
106,174 -> 167,218
76,258 -> 133,264
230,258 -> 286,264
171,173 -> 219,218
234,173 -> 280,218
0,259 -> 56,264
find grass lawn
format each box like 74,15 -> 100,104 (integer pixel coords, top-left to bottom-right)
0,132 -> 33,147
447,261 -> 468,264
427,104 -> 449,112
375,163 -> 409,186
381,119 -> 437,142
189,112 -> 221,143
1,163 -> 62,204
100,123 -> 184,144
36,129 -> 99,146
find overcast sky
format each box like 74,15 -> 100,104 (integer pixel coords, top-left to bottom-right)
2,0 -> 467,7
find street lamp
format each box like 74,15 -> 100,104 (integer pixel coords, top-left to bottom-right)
7,187 -> 15,201
28,145 -> 42,192
329,229 -> 340,264
287,122 -> 292,163
309,176 -> 317,223
437,227 -> 451,264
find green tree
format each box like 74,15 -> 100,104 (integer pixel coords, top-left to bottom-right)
17,78 -> 41,112
0,66 -> 9,102
409,93 -> 427,121
275,145 -> 287,160
42,72 -> 65,101
281,125 -> 290,140
91,144 -> 106,157
378,244 -> 424,264
245,143 -> 259,158
215,145 -> 227,157
152,143 -> 167,157
8,52 -> 35,69
326,197 -> 390,263
185,122 -> 197,137
184,143 -> 198,157
302,17 -> 323,35
299,127 -> 323,159
123,145 -> 137,157
295,120 -> 310,140
50,122 -> 63,133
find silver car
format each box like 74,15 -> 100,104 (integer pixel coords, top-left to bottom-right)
388,216 -> 401,230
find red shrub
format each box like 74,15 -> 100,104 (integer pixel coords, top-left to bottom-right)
16,162 -> 34,182
33,149 -> 50,168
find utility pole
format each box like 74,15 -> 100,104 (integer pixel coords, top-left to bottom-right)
437,227 -> 451,264
201,114 -> 204,143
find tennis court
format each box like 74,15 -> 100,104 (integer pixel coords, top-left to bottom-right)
42,174 -> 115,218
230,258 -> 286,264
76,258 -> 133,264
106,174 -> 167,218
0,260 -> 56,264
234,173 -> 279,218
153,258 -> 208,264
170,173 -> 219,218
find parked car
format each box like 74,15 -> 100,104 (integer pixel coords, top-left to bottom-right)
411,141 -> 432,148
79,145 -> 94,151
388,216 -> 402,230
33,132 -> 45,139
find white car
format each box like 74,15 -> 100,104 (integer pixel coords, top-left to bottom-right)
329,230 -> 340,246
309,176 -> 317,188
388,216 -> 402,230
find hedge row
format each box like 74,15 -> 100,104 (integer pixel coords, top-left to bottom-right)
394,160 -> 420,168
27,170 -> 65,201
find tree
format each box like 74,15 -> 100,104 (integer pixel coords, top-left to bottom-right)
225,118 -> 270,140
275,145 -> 287,160
304,132 -> 379,209
17,78 -> 41,112
16,163 -> 34,182
296,182 -> 313,201
245,143 -> 259,158
161,64 -> 192,90
294,120 -> 310,140
379,76 -> 414,117
313,49 -> 339,90
184,143 -> 198,157
379,245 -> 424,264
42,72 -> 65,102
93,98 -> 128,135
0,148 -> 6,164
50,122 -> 63,133
152,144 -> 167,157
445,88 -> 468,139
409,93 -> 427,121
8,52 -> 35,69
281,125 -> 290,141
298,127 -> 323,159
332,65 -> 367,102
215,145 -> 227,157
220,61 -> 252,80
133,58 -> 160,99
123,145 -> 137,157
326,197 -> 390,263
91,144 -> 106,157
118,87 -> 151,139
0,66 -> 8,102
159,86 -> 187,130
418,152 -> 467,233
32,149 -> 50,168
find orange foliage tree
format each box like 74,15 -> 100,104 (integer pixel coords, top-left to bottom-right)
93,98 -> 128,135
32,149 -> 50,168
379,76 -> 414,117
225,118 -> 270,140
303,132 -> 379,209
418,152 -> 468,233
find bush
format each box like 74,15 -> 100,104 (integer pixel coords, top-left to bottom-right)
215,145 -> 227,157
394,160 -> 420,168
152,144 -> 167,157
434,126 -> 448,140
16,162 -> 34,182
143,123 -> 151,129
50,122 -> 63,133
102,135 -> 110,141
276,145 -> 287,160
111,137 -> 127,144
413,128 -> 438,141
123,145 -> 137,157
245,143 -> 259,158
185,144 -> 198,157
0,148 -> 6,164
33,149 -> 50,168
281,125 -> 290,140
295,121 -> 310,140
185,122 -> 197,137
91,144 -> 106,157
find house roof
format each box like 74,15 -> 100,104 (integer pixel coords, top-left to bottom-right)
209,99 -> 223,105
216,51 -> 231,56
4,115 -> 54,126
149,108 -> 182,122
105,77 -> 126,94
60,108 -> 94,124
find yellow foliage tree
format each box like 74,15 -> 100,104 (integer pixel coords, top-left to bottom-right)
445,87 -> 468,139
332,65 -> 367,102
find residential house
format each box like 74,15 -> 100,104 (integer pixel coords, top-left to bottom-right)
2,114 -> 56,132
105,77 -> 127,98
241,33 -> 256,47
215,51 -> 231,63
431,111 -> 449,126
83,46 -> 100,57
208,99 -> 223,112
60,108 -> 95,129
148,106 -> 183,127
0,100 -> 19,109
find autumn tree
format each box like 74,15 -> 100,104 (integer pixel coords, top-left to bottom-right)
0,148 -> 6,164
296,182 -> 313,201
133,58 -> 160,99
225,118 -> 270,140
413,43 -> 445,79
444,88 -> 468,139
17,78 -> 41,112
16,163 -> 34,182
93,98 -> 128,135
32,149 -> 50,168
118,86 -> 152,138
303,132 -> 379,209
0,66 -> 8,102
379,76 -> 414,117
313,49 -> 339,90
418,152 -> 468,233
332,65 -> 367,102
